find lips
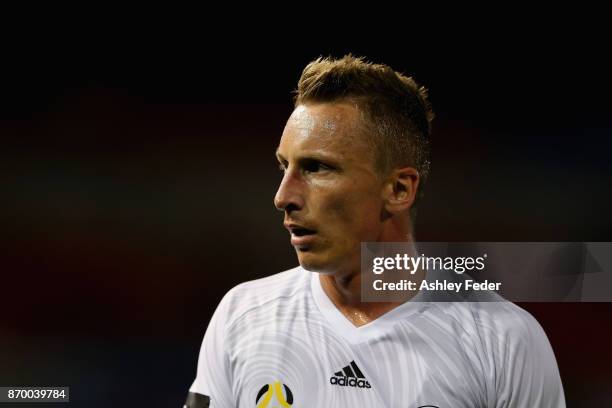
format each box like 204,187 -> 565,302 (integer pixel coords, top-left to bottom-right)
284,222 -> 317,247
284,223 -> 316,235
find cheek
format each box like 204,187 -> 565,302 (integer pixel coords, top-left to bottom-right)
321,190 -> 381,237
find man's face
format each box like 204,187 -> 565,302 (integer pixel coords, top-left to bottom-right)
274,102 -> 385,275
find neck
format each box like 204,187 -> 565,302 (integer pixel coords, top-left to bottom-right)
319,221 -> 420,326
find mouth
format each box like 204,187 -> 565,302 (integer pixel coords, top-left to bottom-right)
284,223 -> 317,247
290,226 -> 316,236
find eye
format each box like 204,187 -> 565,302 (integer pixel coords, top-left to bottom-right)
303,159 -> 330,174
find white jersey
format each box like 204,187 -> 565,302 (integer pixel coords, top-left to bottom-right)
187,266 -> 565,407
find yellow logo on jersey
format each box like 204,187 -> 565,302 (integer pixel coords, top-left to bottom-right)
255,381 -> 293,408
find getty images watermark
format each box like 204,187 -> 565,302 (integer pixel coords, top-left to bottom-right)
371,252 -> 500,293
361,242 -> 612,302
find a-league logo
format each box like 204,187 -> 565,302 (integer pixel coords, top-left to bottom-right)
255,381 -> 293,408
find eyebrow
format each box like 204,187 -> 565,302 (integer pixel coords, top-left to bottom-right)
275,150 -> 344,169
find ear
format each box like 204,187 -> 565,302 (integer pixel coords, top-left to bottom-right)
383,167 -> 419,214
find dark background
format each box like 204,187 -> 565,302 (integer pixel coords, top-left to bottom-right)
1,21 -> 611,406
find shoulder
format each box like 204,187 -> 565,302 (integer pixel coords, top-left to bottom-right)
423,299 -> 551,357
424,301 -> 563,401
214,266 -> 311,331
470,301 -> 546,344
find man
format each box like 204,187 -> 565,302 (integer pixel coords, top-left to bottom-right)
185,55 -> 565,407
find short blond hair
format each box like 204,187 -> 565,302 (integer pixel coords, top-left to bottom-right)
294,55 -> 434,218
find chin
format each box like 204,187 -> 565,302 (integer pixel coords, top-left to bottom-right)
296,250 -> 348,275
296,252 -> 336,275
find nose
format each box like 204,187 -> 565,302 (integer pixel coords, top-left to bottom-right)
274,168 -> 305,213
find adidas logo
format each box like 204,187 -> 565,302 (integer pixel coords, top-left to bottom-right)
329,360 -> 371,389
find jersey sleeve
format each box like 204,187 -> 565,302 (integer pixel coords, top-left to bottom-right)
186,290 -> 235,408
493,308 -> 566,408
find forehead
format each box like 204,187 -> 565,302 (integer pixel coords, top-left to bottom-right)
278,102 -> 370,157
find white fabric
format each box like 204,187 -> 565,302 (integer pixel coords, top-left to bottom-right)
190,266 -> 565,407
